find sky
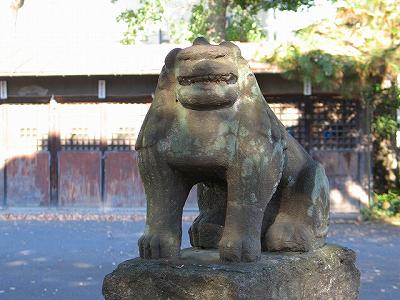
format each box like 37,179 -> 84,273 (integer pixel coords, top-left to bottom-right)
0,0 -> 131,44
0,0 -> 337,46
265,0 -> 336,42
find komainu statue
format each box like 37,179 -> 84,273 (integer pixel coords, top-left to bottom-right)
135,37 -> 330,262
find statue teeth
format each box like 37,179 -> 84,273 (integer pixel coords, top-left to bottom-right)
178,73 -> 237,85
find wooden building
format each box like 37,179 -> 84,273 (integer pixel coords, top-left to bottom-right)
0,43 -> 370,213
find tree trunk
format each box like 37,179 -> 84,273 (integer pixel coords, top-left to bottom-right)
207,0 -> 228,42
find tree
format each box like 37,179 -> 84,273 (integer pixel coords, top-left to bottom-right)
269,0 -> 400,193
112,0 -> 323,44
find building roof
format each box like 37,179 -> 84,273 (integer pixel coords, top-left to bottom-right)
0,41 -> 278,77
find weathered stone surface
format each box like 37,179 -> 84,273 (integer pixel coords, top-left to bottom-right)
135,37 -> 330,262
102,244 -> 360,300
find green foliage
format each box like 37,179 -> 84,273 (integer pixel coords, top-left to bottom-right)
113,0 -> 324,44
270,0 -> 400,90
269,0 -> 400,193
193,0 -> 335,42
372,84 -> 400,138
269,0 -> 400,127
361,190 -> 400,221
116,0 -> 164,44
360,207 -> 389,222
271,46 -> 361,96
189,1 -> 267,43
188,1 -> 210,42
225,5 -> 266,42
234,0 -> 319,13
373,116 -> 398,138
374,191 -> 400,215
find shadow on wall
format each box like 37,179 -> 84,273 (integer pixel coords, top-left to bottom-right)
0,153 -> 50,207
0,152 -> 366,213
0,136 -> 366,213
0,151 -> 199,209
312,152 -> 369,213
329,182 -> 368,213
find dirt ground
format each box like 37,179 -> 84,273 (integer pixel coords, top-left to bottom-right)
0,220 -> 398,300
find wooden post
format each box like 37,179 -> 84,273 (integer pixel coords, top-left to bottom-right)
99,102 -> 107,204
304,96 -> 313,153
365,99 -> 373,206
49,97 -> 60,206
1,103 -> 8,206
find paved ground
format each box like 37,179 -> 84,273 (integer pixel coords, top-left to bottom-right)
0,220 -> 398,300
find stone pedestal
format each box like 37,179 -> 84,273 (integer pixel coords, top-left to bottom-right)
102,244 -> 360,300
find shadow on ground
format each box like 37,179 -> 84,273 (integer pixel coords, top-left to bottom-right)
0,221 -> 398,300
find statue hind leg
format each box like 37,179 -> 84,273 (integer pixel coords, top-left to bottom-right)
189,182 -> 227,249
263,163 -> 330,252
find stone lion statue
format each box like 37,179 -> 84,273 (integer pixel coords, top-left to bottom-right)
135,37 -> 329,262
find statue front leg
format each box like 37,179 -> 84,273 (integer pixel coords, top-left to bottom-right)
137,149 -> 191,259
219,148 -> 284,262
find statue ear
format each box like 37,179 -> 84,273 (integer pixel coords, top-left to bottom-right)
164,48 -> 182,69
193,36 -> 210,45
220,41 -> 241,57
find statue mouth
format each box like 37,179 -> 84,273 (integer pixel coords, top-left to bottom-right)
177,73 -> 238,86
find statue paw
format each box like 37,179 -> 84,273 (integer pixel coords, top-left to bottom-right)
264,222 -> 316,252
189,222 -> 224,248
218,236 -> 261,262
138,232 -> 180,259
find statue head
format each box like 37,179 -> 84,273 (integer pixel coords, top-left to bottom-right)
160,37 -> 254,110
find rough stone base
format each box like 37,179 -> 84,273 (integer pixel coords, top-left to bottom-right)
102,244 -> 360,300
